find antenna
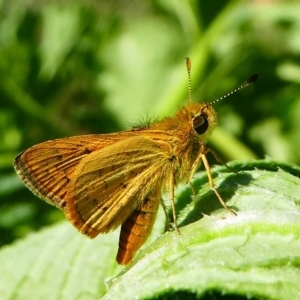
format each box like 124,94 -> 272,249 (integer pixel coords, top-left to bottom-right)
201,74 -> 260,113
185,57 -> 192,103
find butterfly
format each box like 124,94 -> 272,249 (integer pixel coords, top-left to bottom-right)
13,58 -> 259,264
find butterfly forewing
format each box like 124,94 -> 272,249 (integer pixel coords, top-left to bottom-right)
13,135 -> 123,207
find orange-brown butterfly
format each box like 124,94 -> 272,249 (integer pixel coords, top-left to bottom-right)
13,58 -> 258,265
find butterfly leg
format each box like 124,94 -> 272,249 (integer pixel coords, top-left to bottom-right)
188,143 -> 236,215
205,147 -> 237,173
200,152 -> 236,216
160,199 -> 171,231
189,182 -> 196,196
168,172 -> 180,234
116,194 -> 160,265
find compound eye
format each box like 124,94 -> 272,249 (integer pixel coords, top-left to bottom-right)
192,114 -> 208,135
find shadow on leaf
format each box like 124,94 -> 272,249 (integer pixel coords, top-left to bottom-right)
178,172 -> 253,227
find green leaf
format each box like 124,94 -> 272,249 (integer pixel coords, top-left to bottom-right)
104,159 -> 300,299
0,205 -> 166,299
106,211 -> 300,300
0,223 -> 122,299
1,159 -> 300,299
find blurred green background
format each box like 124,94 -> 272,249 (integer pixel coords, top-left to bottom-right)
1,0 -> 300,248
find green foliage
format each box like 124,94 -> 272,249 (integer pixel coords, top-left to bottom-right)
1,0 -> 300,298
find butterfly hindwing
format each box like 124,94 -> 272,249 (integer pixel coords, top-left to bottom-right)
65,135 -> 174,237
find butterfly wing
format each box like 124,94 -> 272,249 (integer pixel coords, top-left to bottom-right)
64,135 -> 173,237
14,134 -> 174,238
13,134 -> 125,208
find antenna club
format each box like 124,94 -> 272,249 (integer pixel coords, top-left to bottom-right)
185,57 -> 191,71
246,74 -> 260,84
